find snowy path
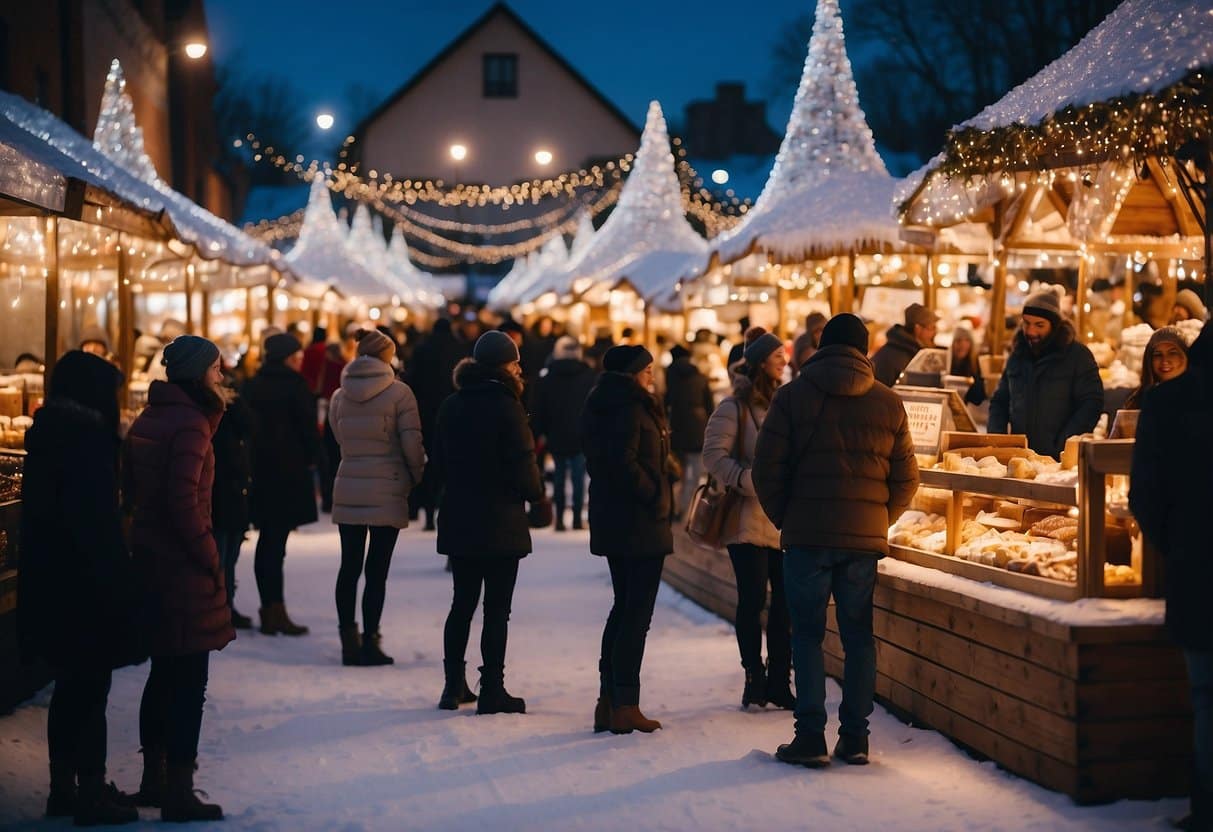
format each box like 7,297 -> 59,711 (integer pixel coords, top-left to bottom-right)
0,518 -> 1186,830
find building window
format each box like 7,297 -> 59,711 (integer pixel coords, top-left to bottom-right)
483,54 -> 517,98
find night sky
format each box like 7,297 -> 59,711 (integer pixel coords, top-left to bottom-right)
202,0 -> 864,147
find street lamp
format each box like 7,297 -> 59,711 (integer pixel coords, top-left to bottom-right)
183,41 -> 208,60
316,112 -> 335,130
449,143 -> 468,162
534,149 -> 553,166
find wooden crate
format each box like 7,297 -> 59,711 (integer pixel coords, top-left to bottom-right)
669,530 -> 1191,804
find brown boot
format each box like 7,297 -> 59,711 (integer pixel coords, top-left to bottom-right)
161,761 -> 222,822
259,602 -> 309,636
593,696 -> 611,733
609,705 -> 662,734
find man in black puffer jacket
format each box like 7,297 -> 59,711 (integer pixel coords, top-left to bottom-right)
988,290 -> 1103,458
664,343 -> 714,519
871,303 -> 938,387
532,336 -> 596,531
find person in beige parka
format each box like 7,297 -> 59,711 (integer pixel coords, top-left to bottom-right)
328,329 -> 425,666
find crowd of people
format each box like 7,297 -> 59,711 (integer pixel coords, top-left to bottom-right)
12,288 -> 1212,829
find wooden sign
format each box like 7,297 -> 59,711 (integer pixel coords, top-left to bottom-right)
896,386 -> 977,458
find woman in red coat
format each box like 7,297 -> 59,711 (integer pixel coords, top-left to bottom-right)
124,335 -> 234,822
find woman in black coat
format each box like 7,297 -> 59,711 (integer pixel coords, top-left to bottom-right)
241,333 -> 319,636
581,345 -> 674,735
17,351 -> 142,825
435,331 -> 544,714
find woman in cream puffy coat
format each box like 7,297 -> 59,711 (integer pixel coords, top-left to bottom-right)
702,328 -> 793,711
329,329 -> 425,666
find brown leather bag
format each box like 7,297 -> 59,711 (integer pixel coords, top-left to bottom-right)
685,400 -> 745,547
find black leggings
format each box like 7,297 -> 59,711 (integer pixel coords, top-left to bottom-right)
139,652 -> 210,766
48,668 -> 112,776
600,555 -> 666,706
336,524 -> 400,633
254,525 -> 292,606
726,543 -> 791,674
443,556 -> 521,671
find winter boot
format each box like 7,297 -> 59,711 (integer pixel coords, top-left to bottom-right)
360,632 -> 394,666
161,761 -> 223,823
438,661 -> 477,710
476,666 -> 526,715
133,748 -> 167,808
833,734 -> 870,765
593,694 -> 612,733
259,602 -> 309,636
339,625 -> 362,666
73,774 -> 137,826
764,663 -> 796,710
45,761 -> 76,818
775,733 -> 830,768
555,512 -> 566,532
229,607 -> 254,630
572,510 -> 584,531
609,705 -> 662,734
741,666 -> 767,709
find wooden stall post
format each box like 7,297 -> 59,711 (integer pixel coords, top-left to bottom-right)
116,235 -> 134,401
924,253 -> 937,311
1075,254 -> 1090,343
200,290 -> 211,340
244,287 -> 255,348
183,262 -> 195,335
776,284 -> 788,339
641,301 -> 652,350
1122,252 -> 1136,331
43,216 -> 60,382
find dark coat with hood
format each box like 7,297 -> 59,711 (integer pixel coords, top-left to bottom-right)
664,355 -> 714,453
211,385 -> 252,533
870,324 -> 921,388
581,371 -> 674,558
532,357 -> 596,456
18,352 -> 147,671
988,321 -> 1103,458
753,344 -> 919,556
434,359 -> 544,557
124,381 -> 235,656
241,361 -> 320,530
1130,322 -> 1213,649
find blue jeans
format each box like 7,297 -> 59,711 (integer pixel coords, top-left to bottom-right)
552,453 -> 586,516
1187,650 -> 1213,805
783,547 -> 877,738
213,528 -> 244,609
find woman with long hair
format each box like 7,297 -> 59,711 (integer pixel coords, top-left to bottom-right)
329,329 -> 425,666
434,331 -> 544,713
702,328 -> 794,710
125,335 -> 234,821
949,326 -> 987,405
1125,326 -> 1190,410
582,345 -> 675,734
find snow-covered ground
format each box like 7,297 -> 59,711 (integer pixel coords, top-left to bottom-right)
0,518 -> 1187,830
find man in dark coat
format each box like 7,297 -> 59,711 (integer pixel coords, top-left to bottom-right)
871,303 -> 938,387
988,290 -> 1104,458
1130,321 -> 1213,832
435,331 -> 544,714
753,314 -> 918,769
241,332 -> 318,636
18,351 -> 143,824
664,343 -> 714,519
211,370 -> 254,629
532,335 -> 596,530
406,318 -> 469,529
581,345 -> 674,735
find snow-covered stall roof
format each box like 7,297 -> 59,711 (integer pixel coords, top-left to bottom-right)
709,0 -> 899,266
510,210 -> 595,309
486,252 -> 532,311
347,205 -> 420,308
560,101 -> 706,305
502,234 -> 571,309
386,224 -> 443,307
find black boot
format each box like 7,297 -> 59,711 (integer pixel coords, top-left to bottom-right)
45,761 -> 76,818
572,510 -> 584,530
360,632 -> 394,666
230,607 -> 254,630
555,512 -> 566,532
339,625 -> 362,666
438,660 -> 477,710
833,734 -> 870,765
742,665 -> 767,709
776,733 -> 830,768
74,773 -> 137,826
765,663 -> 796,710
476,666 -> 526,715
161,761 -> 222,823
133,747 -> 166,808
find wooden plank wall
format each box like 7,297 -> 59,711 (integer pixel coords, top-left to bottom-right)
668,529 -> 1192,804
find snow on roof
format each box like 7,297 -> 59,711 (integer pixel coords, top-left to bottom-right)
347,204 -> 419,307
562,101 -> 706,303
387,224 -> 444,307
499,233 -> 571,309
959,0 -> 1213,133
709,0 -> 897,266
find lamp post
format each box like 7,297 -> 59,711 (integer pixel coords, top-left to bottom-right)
449,143 -> 468,298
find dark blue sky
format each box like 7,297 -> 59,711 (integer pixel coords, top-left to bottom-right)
203,0 -> 862,148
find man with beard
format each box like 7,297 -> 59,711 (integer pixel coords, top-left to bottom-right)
988,290 -> 1103,458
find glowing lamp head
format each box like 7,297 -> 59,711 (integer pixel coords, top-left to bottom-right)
315,113 -> 335,130
183,41 -> 208,60
534,149 -> 553,166
711,169 -> 729,185
449,144 -> 468,162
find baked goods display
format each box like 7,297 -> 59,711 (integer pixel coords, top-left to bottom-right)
0,415 -> 32,449
937,447 -> 1063,480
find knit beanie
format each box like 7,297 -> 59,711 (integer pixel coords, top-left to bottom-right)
602,344 -> 653,374
473,330 -> 521,365
744,331 -> 783,367
356,328 -> 394,358
553,335 -> 582,361
819,313 -> 870,353
162,335 -> 220,382
264,332 -> 302,365
1175,288 -> 1207,321
1022,290 -> 1062,325
79,324 -> 110,352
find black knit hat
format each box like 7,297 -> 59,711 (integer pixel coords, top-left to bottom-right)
603,345 -> 653,374
162,335 -> 220,382
473,330 -> 520,365
819,313 -> 869,353
264,332 -> 302,365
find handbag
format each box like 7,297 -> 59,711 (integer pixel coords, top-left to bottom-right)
685,400 -> 746,547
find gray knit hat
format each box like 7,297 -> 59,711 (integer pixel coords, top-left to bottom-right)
553,335 -> 582,361
473,330 -> 520,365
1022,290 -> 1062,325
357,329 -> 394,358
743,332 -> 783,367
1175,288 -> 1207,321
162,335 -> 220,382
